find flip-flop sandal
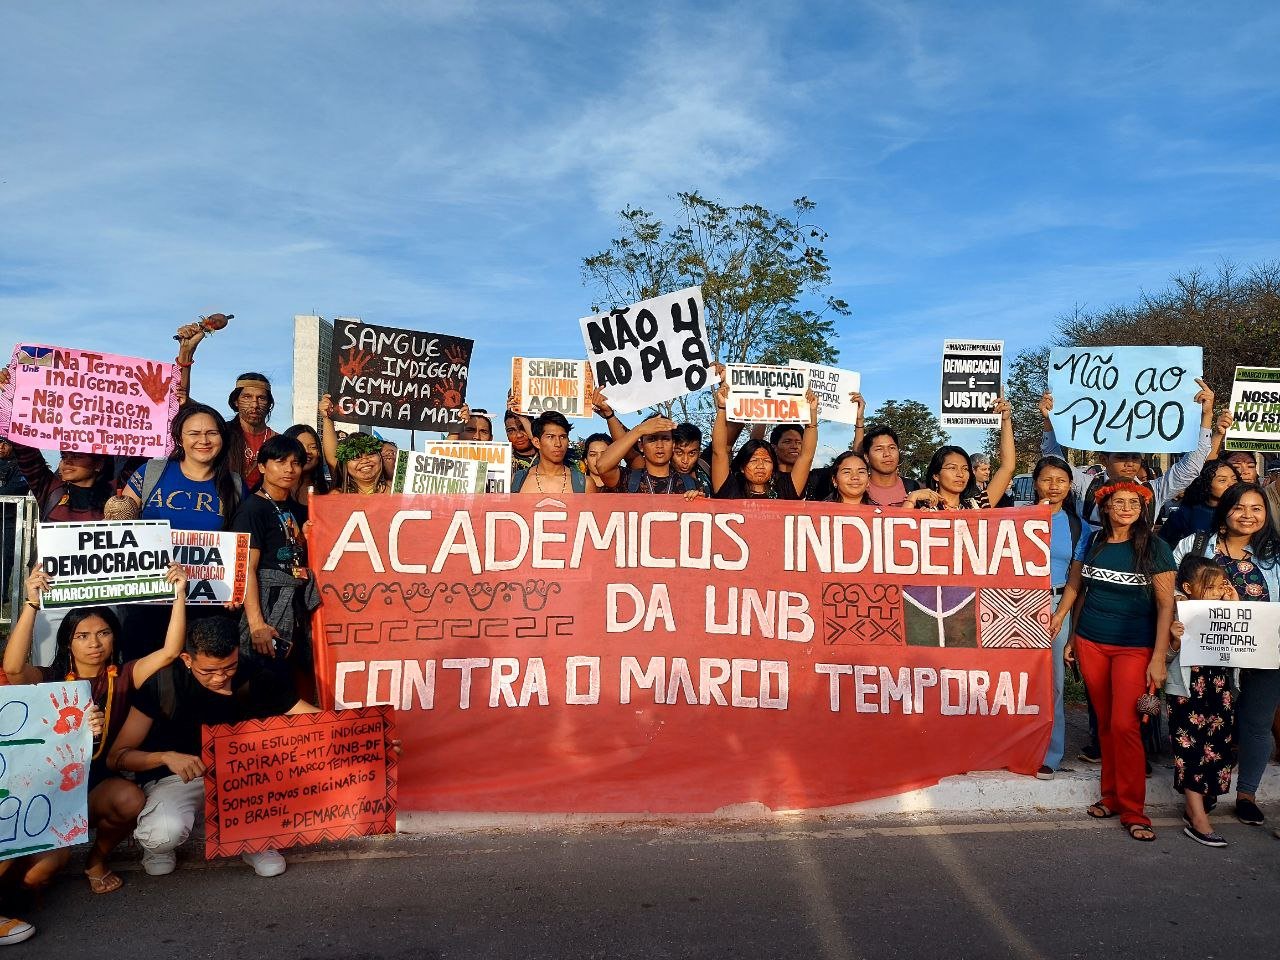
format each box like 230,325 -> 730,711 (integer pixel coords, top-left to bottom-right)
1087,802 -> 1117,819
85,870 -> 123,895
1125,823 -> 1156,842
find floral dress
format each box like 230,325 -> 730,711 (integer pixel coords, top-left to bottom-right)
1168,553 -> 1266,797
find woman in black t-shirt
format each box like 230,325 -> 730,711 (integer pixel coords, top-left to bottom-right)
711,379 -> 819,500
232,435 -> 317,697
1050,481 -> 1176,842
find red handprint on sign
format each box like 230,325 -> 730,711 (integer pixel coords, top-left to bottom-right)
47,744 -> 87,792
433,378 -> 463,409
47,688 -> 85,735
131,361 -> 174,404
52,815 -> 89,844
444,343 -> 469,365
339,349 -> 374,379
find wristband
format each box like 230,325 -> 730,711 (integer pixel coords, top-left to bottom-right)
26,599 -> 39,610
174,358 -> 194,368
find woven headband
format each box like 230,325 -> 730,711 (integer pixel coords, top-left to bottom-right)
336,433 -> 384,465
1094,480 -> 1153,505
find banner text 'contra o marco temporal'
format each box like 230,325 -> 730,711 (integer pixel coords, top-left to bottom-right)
308,497 -> 1055,813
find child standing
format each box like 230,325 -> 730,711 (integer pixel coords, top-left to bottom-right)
1168,555 -> 1239,847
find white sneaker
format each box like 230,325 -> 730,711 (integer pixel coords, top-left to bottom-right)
1,917 -> 36,945
141,849 -> 177,876
242,849 -> 287,877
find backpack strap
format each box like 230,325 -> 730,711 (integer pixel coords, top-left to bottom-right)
1066,508 -> 1083,554
138,459 -> 169,509
1192,530 -> 1211,558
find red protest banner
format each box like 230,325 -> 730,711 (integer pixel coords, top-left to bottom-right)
309,496 -> 1054,814
202,707 -> 397,859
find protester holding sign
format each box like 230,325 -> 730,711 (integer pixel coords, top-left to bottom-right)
511,412 -> 587,495
1033,455 -> 1092,780
446,404 -> 494,442
4,563 -> 187,893
711,380 -> 818,499
905,399 -> 1016,511
589,414 -> 700,497
1051,482 -> 1176,841
1172,483 -> 1280,828
317,395 -> 390,495
1039,379 -> 1218,525
107,617 -> 317,878
1165,555 -> 1240,847
225,373 -> 277,489
232,435 -> 317,697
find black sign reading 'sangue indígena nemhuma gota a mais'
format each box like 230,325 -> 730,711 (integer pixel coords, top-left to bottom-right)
329,318 -> 474,431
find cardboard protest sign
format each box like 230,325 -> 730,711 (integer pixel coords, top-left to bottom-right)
511,358 -> 593,419
579,286 -> 713,414
423,440 -> 511,494
171,529 -> 249,605
38,520 -> 173,607
1,681 -> 93,861
1226,367 -> 1280,452
0,344 -> 178,457
202,707 -> 397,859
329,319 -> 473,431
788,361 -> 861,424
312,498 -> 1054,814
1176,600 -> 1280,669
941,340 -> 1003,429
1048,346 -> 1203,452
392,451 -> 487,495
725,364 -> 810,424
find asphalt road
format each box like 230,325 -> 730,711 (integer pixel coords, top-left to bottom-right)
7,812 -> 1278,960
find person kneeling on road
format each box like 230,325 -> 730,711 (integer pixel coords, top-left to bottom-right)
107,617 -> 320,878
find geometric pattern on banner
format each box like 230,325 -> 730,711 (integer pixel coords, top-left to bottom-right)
977,588 -> 1053,648
202,706 -> 397,860
821,582 -> 905,645
902,585 -> 977,647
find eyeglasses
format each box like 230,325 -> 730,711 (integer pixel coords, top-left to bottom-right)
1109,498 -> 1144,509
191,664 -> 237,679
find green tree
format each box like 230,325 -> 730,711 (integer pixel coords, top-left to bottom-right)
865,399 -> 949,481
1056,261 -> 1280,400
582,192 -> 850,426
984,346 -> 1048,471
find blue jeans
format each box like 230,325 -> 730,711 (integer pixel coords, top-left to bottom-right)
1236,667 -> 1280,796
1043,604 -> 1071,771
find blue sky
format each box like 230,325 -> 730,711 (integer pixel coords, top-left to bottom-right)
3,1 -> 1279,455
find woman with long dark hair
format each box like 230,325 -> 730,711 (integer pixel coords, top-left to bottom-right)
711,379 -> 818,500
825,450 -> 873,506
904,399 -> 1016,510
1033,455 -> 1089,779
122,402 -> 244,531
283,423 -> 331,505
1173,482 -> 1280,829
4,564 -> 187,893
1050,482 -> 1176,840
1158,459 -> 1241,546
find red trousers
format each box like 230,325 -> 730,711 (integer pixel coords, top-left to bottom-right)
1074,636 -> 1152,827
